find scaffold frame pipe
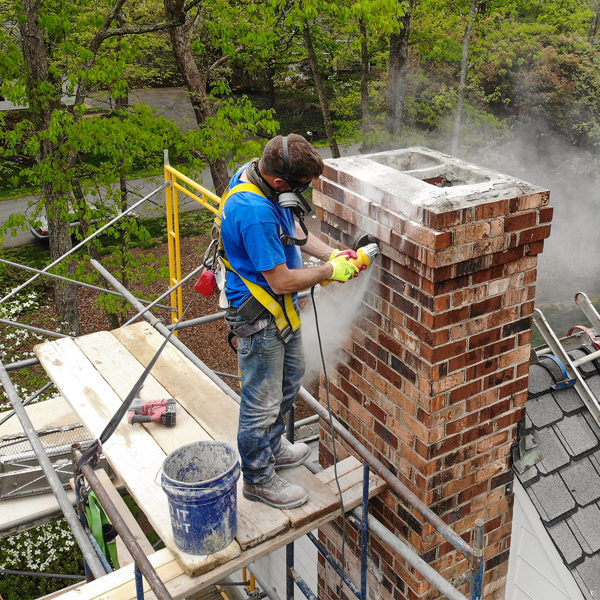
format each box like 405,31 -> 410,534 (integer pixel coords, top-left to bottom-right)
297,387 -> 479,564
0,361 -> 107,579
352,507 -> 470,600
0,317 -> 72,339
91,259 -> 241,401
0,258 -> 174,311
122,263 -> 205,327
0,181 -> 170,307
73,448 -> 174,600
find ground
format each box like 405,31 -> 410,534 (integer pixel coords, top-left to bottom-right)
7,230 -> 318,420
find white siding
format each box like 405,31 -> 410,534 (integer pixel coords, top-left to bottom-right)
249,531 -> 318,598
506,479 -> 585,600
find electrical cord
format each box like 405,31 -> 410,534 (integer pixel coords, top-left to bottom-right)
310,286 -> 347,598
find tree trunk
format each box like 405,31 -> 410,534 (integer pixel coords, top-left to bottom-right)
359,18 -> 371,144
385,5 -> 412,137
163,0 -> 230,195
451,0 -> 477,156
20,0 -> 80,336
590,2 -> 599,42
266,66 -> 276,108
302,22 -> 340,158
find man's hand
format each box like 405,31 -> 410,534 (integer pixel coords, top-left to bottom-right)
328,255 -> 359,282
330,249 -> 367,276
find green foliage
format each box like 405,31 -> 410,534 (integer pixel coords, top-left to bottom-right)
0,520 -> 84,599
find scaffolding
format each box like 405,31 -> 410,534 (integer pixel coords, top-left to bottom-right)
0,169 -> 488,600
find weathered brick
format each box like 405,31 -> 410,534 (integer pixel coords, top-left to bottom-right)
504,212 -> 537,232
449,379 -> 483,404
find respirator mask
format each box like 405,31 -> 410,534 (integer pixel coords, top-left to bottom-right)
272,136 -> 313,216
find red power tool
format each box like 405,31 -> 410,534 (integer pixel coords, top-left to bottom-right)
128,397 -> 176,427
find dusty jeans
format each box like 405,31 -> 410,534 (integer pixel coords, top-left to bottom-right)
233,318 -> 305,484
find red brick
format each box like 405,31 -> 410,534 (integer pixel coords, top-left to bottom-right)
504,212 -> 537,232
470,296 -> 503,318
433,306 -> 470,328
539,206 -> 554,223
519,224 -> 552,244
467,358 -> 499,380
449,348 -> 483,372
450,380 -> 483,404
469,327 -> 502,350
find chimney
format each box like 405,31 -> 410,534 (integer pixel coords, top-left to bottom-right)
312,148 -> 552,600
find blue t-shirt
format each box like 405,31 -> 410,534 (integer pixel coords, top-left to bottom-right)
221,166 -> 302,307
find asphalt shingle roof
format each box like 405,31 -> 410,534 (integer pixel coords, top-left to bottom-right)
516,342 -> 600,600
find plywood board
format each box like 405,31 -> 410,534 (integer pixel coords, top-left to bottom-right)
34,336 -> 241,577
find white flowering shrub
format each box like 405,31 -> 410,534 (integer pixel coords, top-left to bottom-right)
0,520 -> 84,598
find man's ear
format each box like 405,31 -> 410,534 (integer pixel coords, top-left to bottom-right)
271,177 -> 289,191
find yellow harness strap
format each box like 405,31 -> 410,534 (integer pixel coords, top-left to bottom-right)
219,183 -> 301,336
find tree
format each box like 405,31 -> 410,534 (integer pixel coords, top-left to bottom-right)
451,0 -> 483,155
386,0 -> 413,136
0,0 -> 184,334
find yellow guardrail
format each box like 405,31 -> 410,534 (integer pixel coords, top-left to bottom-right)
164,164 -> 222,329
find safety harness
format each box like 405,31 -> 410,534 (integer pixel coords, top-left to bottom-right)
208,182 -> 302,344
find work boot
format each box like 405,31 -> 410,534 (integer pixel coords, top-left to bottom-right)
274,442 -> 311,470
243,474 -> 309,509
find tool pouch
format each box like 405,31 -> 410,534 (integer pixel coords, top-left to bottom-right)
194,267 -> 217,297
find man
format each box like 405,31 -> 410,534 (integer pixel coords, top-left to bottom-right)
221,134 -> 361,509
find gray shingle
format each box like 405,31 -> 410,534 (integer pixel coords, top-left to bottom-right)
527,393 -> 563,428
585,375 -> 600,400
547,520 -> 583,567
540,356 -> 567,381
567,503 -> 600,554
528,363 -> 556,396
571,349 -> 598,377
554,386 -> 585,415
573,554 -> 600,600
535,427 -> 571,475
555,414 -> 598,457
528,475 -> 576,524
583,411 -> 600,439
560,458 -> 600,506
515,464 -> 539,487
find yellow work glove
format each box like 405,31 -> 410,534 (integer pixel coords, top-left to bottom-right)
328,255 -> 359,282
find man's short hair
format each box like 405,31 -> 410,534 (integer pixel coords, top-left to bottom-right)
262,134 -> 324,182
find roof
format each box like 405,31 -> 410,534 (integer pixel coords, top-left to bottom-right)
516,345 -> 600,600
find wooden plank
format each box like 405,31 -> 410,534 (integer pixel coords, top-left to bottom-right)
75,329 -> 288,552
34,336 -> 241,577
112,323 -> 290,550
52,458 -> 387,600
112,322 -> 238,441
74,331 -> 214,452
279,466 -> 339,528
0,395 -> 81,439
94,469 -> 155,565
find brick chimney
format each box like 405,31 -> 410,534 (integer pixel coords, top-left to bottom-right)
311,148 -> 552,600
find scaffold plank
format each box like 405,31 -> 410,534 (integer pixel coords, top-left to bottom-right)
76,329 -> 290,551
111,323 -> 292,550
112,322 -> 239,441
50,456 -> 386,600
34,336 -> 241,577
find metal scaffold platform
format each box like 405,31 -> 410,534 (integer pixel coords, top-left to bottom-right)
31,321 -> 386,599
0,166 -> 488,600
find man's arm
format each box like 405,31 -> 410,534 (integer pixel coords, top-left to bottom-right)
298,229 -> 336,262
261,261 -> 334,295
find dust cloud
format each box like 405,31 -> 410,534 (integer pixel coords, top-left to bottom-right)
300,268 -> 374,384
468,134 -> 600,305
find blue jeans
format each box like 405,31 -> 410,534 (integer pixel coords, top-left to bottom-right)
236,319 -> 305,484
